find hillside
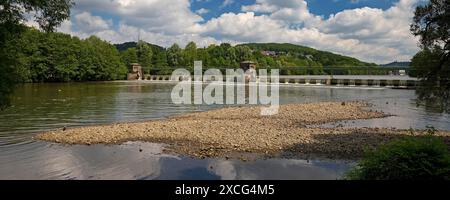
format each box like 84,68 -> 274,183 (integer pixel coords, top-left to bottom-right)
115,42 -> 375,67
239,43 -> 377,67
115,42 -> 165,54
381,61 -> 411,67
114,41 -> 380,76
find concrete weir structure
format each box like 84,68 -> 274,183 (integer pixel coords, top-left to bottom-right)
141,75 -> 418,89
276,75 -> 418,89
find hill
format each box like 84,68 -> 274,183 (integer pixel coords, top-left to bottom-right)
381,61 -> 411,67
239,43 -> 377,67
115,42 -> 375,67
115,42 -> 165,54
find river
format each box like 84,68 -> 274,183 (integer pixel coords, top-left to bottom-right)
0,81 -> 449,179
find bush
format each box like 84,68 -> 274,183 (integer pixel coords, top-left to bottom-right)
346,131 -> 450,180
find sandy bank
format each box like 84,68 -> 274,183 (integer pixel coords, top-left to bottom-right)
35,101 -> 450,159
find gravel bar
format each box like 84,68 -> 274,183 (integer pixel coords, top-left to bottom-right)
35,101 -> 450,159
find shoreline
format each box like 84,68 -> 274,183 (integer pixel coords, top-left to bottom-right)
35,101 -> 450,159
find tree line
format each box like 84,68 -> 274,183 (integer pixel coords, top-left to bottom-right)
3,26 -> 393,86
6,28 -> 127,82
4,26 -> 384,88
118,41 -> 380,76
1,0 -> 74,109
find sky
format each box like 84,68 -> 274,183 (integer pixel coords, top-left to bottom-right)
37,0 -> 428,64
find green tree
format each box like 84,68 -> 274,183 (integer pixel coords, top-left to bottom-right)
167,43 -> 182,67
183,41 -> 197,68
136,41 -> 153,74
121,48 -> 138,65
235,46 -> 253,62
410,0 -> 450,78
410,0 -> 450,113
0,0 -> 73,109
82,36 -> 127,81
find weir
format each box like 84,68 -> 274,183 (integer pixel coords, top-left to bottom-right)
141,75 -> 418,89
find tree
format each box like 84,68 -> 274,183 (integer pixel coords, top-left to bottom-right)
152,51 -> 169,74
121,48 -> 138,66
0,0 -> 73,109
167,43 -> 182,67
136,40 -> 153,74
82,36 -> 127,81
410,0 -> 449,77
235,46 -> 253,62
183,41 -> 197,68
410,0 -> 450,113
5,28 -> 127,82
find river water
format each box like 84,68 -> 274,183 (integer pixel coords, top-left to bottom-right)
0,81 -> 449,180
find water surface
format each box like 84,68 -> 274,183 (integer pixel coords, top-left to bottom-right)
0,81 -> 448,179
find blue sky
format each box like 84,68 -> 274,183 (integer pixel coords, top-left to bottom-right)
47,0 -> 425,64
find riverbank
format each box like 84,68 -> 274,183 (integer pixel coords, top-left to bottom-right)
35,101 -> 450,159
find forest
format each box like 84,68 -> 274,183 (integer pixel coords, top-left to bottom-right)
5,26 -> 384,84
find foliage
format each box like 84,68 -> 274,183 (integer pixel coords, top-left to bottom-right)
0,0 -> 73,32
136,40 -> 153,74
0,0 -> 73,109
0,23 -> 25,109
410,0 -> 450,79
346,131 -> 450,180
6,28 -> 127,82
167,43 -> 183,67
120,48 -> 138,66
410,0 -> 450,113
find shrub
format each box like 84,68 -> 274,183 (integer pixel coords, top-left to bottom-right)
346,131 -> 450,180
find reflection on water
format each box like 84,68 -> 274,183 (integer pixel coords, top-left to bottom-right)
0,141 -> 351,180
0,81 -> 449,179
415,80 -> 450,114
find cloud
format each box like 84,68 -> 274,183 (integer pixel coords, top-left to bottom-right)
221,0 -> 235,8
318,0 -> 421,60
73,0 -> 203,34
74,12 -> 112,33
195,8 -> 210,15
53,0 -> 422,63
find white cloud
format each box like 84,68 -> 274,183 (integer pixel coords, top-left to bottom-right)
73,0 -> 203,34
221,0 -> 235,8
60,19 -> 221,48
195,8 -> 210,15
74,12 -> 112,33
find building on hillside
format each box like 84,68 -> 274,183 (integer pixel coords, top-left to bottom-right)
261,51 -> 277,57
127,63 -> 143,80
